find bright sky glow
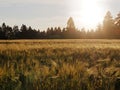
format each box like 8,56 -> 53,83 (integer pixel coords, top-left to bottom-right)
0,0 -> 119,30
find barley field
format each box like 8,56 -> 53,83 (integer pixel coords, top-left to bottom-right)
0,39 -> 120,90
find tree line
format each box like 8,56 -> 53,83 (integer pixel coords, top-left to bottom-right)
0,11 -> 120,39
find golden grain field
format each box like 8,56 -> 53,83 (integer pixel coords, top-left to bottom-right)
0,39 -> 120,90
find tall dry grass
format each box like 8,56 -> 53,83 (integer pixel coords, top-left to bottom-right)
0,39 -> 119,90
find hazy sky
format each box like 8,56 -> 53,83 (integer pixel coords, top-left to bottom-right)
0,0 -> 120,30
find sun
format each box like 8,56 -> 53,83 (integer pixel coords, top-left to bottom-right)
81,0 -> 104,28
70,0 -> 104,29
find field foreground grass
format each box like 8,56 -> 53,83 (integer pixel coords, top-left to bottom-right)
0,39 -> 120,90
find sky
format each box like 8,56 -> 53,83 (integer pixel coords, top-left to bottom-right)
0,0 -> 120,30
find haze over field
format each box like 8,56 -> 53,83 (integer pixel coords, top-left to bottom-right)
0,0 -> 120,30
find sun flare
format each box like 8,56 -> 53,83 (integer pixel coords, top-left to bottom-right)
70,0 -> 104,29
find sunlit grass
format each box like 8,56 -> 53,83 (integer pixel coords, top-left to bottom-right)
0,39 -> 120,90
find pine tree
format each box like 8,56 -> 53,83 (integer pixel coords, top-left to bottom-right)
67,17 -> 76,31
103,11 -> 115,35
115,12 -> 120,30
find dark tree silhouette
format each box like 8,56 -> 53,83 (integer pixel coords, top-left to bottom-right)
0,11 -> 120,39
20,24 -> 28,39
6,26 -> 13,39
13,25 -> 19,39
